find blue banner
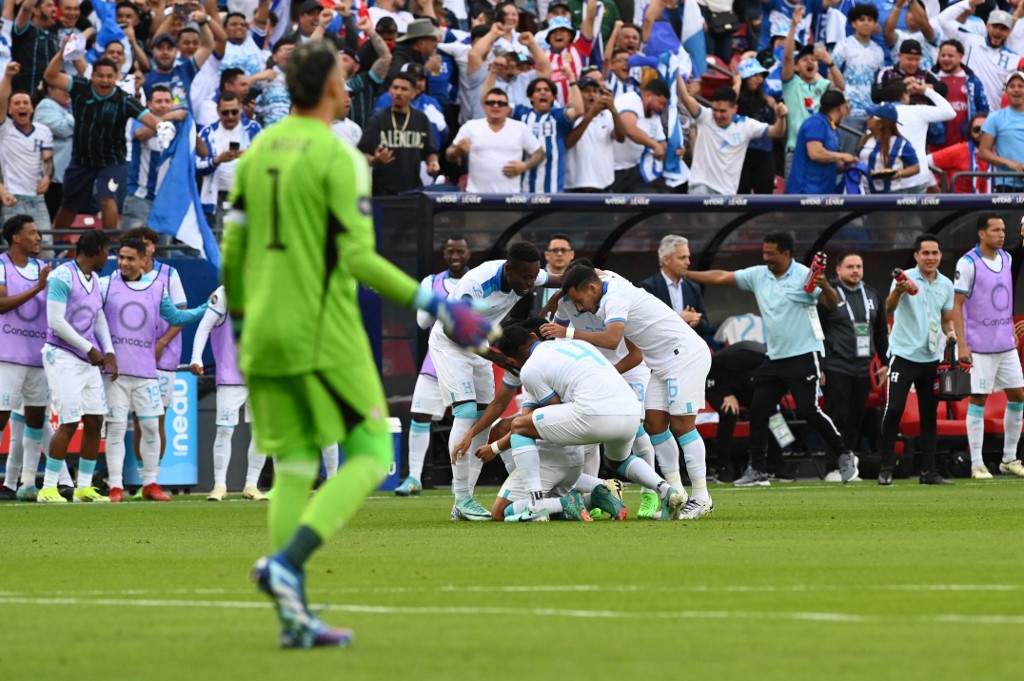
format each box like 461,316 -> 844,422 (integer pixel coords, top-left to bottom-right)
124,372 -> 199,486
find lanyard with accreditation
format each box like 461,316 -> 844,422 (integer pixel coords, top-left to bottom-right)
837,286 -> 872,359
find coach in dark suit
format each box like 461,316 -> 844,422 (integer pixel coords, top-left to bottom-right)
638,235 -> 711,339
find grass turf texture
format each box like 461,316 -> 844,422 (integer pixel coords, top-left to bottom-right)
1,480 -> 1022,681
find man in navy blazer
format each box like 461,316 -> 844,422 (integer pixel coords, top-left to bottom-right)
638,235 -> 711,339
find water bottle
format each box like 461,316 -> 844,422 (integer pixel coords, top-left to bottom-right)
892,268 -> 919,295
803,252 -> 827,293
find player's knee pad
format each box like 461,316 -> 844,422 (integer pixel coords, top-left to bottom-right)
453,402 -> 477,420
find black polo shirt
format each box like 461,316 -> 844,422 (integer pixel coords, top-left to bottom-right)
67,77 -> 148,168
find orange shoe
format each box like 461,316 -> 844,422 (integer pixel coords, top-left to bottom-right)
142,483 -> 171,502
109,487 -> 124,503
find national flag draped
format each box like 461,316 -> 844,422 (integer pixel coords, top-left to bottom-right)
148,114 -> 222,271
680,0 -> 707,77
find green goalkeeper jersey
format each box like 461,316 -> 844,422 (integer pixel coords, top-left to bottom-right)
222,115 -> 418,377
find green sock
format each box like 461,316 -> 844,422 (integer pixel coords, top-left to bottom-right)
298,424 -> 390,541
268,454 -> 319,552
282,526 -> 323,569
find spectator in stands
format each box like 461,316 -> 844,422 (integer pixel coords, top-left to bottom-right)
533,234 -> 575,311
758,0 -> 814,51
144,10 -> 226,108
253,34 -> 296,128
33,78 -> 72,217
359,67 -> 440,196
374,61 -> 447,148
0,62 -> 53,241
545,0 -> 596,105
55,0 -> 83,75
877,80 -> 954,193
883,0 -> 939,72
875,40 -> 947,107
221,11 -> 266,77
604,20 -> 642,73
478,27 -> 552,110
877,234 -> 955,486
786,89 -> 858,194
11,0 -> 57,93
122,85 -> 187,229
358,16 -> 397,68
978,71 -> 1024,193
639,234 -> 710,338
678,83 -> 787,196
566,0 -> 619,44
687,231 -> 857,487
930,39 -> 990,151
938,2 -> 1021,112
437,24 -> 492,125
370,0 -> 415,33
734,57 -> 780,194
446,87 -> 544,192
610,78 -> 669,193
44,46 -> 160,230
331,84 -> 362,147
781,4 -> 845,174
284,0 -> 329,42
113,1 -> 146,74
197,91 -> 261,224
605,48 -> 641,98
857,103 -> 921,193
342,18 -> 392,129
832,4 -> 884,154
565,76 -> 625,192
387,18 -> 442,84
927,112 -> 990,193
90,39 -> 140,98
196,67 -> 250,128
507,66 -> 583,192
699,0 -> 739,64
819,252 -> 888,482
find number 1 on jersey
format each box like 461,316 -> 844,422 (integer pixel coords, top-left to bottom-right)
267,168 -> 286,251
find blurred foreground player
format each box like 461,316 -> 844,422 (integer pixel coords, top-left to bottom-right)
222,40 -> 493,649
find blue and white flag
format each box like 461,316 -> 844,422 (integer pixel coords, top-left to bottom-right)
86,1 -> 126,63
681,0 -> 707,77
149,114 -> 222,271
657,50 -> 690,187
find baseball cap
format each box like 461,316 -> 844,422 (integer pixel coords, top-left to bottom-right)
1006,70 -> 1024,87
737,57 -> 768,80
898,39 -> 922,56
152,32 -> 177,47
299,0 -> 322,14
794,44 -> 816,62
399,61 -> 426,79
578,76 -> 602,89
988,10 -> 1015,28
548,0 -> 572,11
865,102 -> 898,123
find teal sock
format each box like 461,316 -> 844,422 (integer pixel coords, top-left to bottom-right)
78,458 -> 97,488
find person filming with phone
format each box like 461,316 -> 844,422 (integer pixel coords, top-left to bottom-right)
197,91 -> 262,227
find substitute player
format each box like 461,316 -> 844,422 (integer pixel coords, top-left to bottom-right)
224,40 -> 493,649
190,285 -> 269,501
556,264 -> 715,520
953,214 -> 1024,479
100,239 -> 208,502
38,229 -> 117,503
0,215 -> 51,501
429,242 -> 552,521
396,235 -> 471,497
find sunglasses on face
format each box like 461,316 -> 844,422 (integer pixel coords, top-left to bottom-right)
484,100 -> 508,107
972,126 -> 983,133
220,109 -> 241,116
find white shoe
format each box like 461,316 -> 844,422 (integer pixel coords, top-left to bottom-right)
242,486 -> 268,501
823,470 -> 843,483
971,465 -> 994,480
207,486 -> 228,501
678,497 -> 714,520
998,460 -> 1024,477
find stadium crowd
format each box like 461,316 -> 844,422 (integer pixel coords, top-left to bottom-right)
2,0 -> 1024,225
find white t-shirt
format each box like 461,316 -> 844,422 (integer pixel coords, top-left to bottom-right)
0,119 -> 53,196
565,109 -> 615,190
428,259 -> 550,352
612,92 -> 664,171
554,276 -> 629,364
895,88 -> 955,189
331,118 -> 363,147
452,118 -> 542,193
592,278 -> 705,371
368,7 -> 415,32
954,250 -> 1008,294
520,339 -> 640,416
689,106 -> 769,194
939,1 -> 1020,112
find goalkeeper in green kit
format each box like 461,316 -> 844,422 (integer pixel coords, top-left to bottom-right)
221,40 -> 493,649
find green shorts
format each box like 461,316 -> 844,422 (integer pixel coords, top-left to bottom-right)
247,366 -> 389,455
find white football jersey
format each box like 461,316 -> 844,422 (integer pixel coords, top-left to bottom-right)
554,272 -> 633,363
519,339 -> 640,416
429,259 -> 549,351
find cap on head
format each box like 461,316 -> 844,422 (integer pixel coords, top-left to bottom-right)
737,57 -> 768,80
1006,70 -> 1024,87
153,32 -> 177,47
865,102 -> 898,123
988,10 -> 1015,28
898,39 -> 922,56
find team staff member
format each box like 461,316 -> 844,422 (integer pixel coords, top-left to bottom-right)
818,252 -> 889,482
687,231 -> 858,487
878,234 -> 955,486
952,214 -> 1024,479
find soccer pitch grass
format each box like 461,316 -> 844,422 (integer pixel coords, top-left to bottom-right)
2,481 -> 1023,681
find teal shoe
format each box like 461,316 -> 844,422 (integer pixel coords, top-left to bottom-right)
558,489 -> 592,522
394,476 -> 422,497
590,484 -> 628,520
504,507 -> 550,522
452,496 -> 492,521
16,485 -> 38,502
